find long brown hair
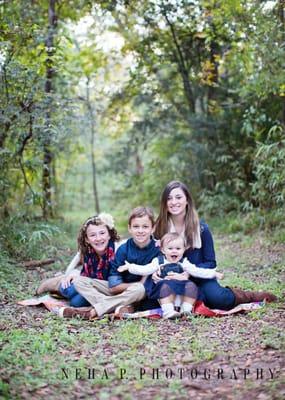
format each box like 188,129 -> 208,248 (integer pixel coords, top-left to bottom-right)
77,215 -> 120,261
154,181 -> 200,248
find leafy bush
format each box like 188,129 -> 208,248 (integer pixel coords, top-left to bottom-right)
251,126 -> 285,210
0,215 -> 62,260
199,189 -> 241,217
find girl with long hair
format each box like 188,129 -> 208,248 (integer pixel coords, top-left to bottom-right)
154,181 -> 277,309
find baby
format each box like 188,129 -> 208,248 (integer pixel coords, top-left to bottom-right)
119,232 -> 223,280
158,233 -> 184,278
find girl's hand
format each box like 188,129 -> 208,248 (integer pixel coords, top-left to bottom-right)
118,264 -> 129,273
61,274 -> 74,289
216,271 -> 224,280
165,271 -> 190,281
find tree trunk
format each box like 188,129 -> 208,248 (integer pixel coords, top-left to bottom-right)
279,0 -> 285,127
43,0 -> 57,219
86,78 -> 100,214
207,40 -> 219,115
163,13 -> 195,114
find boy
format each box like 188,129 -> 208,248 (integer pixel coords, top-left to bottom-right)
108,206 -> 160,291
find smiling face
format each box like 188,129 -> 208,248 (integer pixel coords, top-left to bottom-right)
85,224 -> 110,255
162,237 -> 185,263
167,187 -> 188,217
128,215 -> 154,248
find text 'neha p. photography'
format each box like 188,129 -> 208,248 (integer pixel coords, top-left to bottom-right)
60,366 -> 279,382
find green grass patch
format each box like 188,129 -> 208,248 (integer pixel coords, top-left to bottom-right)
260,326 -> 285,350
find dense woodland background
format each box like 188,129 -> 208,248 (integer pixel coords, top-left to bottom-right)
1,2 -> 285,399
1,0 -> 285,255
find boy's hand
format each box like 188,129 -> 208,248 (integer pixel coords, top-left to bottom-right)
216,271 -> 224,280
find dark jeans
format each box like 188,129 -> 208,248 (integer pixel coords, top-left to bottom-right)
59,283 -> 90,308
195,278 -> 236,310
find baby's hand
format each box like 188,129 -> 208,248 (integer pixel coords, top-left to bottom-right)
118,264 -> 129,272
216,271 -> 224,280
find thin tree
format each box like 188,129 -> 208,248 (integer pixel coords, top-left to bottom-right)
86,77 -> 100,214
43,0 -> 57,218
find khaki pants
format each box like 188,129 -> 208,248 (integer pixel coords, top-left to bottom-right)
73,276 -> 145,317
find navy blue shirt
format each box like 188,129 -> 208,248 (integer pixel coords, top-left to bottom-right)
184,222 -> 216,269
108,238 -> 160,288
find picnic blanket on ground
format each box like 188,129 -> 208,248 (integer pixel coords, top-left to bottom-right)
17,296 -> 264,318
18,295 -> 68,311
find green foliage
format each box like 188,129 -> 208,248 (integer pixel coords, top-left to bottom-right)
0,215 -> 62,260
251,126 -> 285,209
209,208 -> 285,237
1,0 -> 284,225
92,0 -> 284,222
0,0 -> 98,218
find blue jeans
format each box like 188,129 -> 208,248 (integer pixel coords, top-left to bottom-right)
194,278 -> 235,310
59,283 -> 90,308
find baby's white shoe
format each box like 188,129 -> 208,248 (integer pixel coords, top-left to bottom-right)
161,303 -> 181,319
163,310 -> 181,319
180,302 -> 193,316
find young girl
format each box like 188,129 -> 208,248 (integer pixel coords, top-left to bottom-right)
118,232 -> 223,318
154,180 -> 277,309
36,213 -> 120,308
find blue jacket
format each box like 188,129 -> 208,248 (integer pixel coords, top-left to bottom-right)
108,237 -> 160,288
184,222 -> 216,269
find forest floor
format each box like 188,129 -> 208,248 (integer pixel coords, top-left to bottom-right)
0,224 -> 284,400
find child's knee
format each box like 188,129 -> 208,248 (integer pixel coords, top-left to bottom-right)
70,297 -> 81,307
59,284 -> 74,299
159,282 -> 174,298
70,295 -> 89,308
205,288 -> 235,310
127,282 -> 145,299
185,282 -> 198,298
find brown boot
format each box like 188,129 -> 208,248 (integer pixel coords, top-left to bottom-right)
58,306 -> 96,319
231,287 -> 277,306
36,275 -> 64,296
